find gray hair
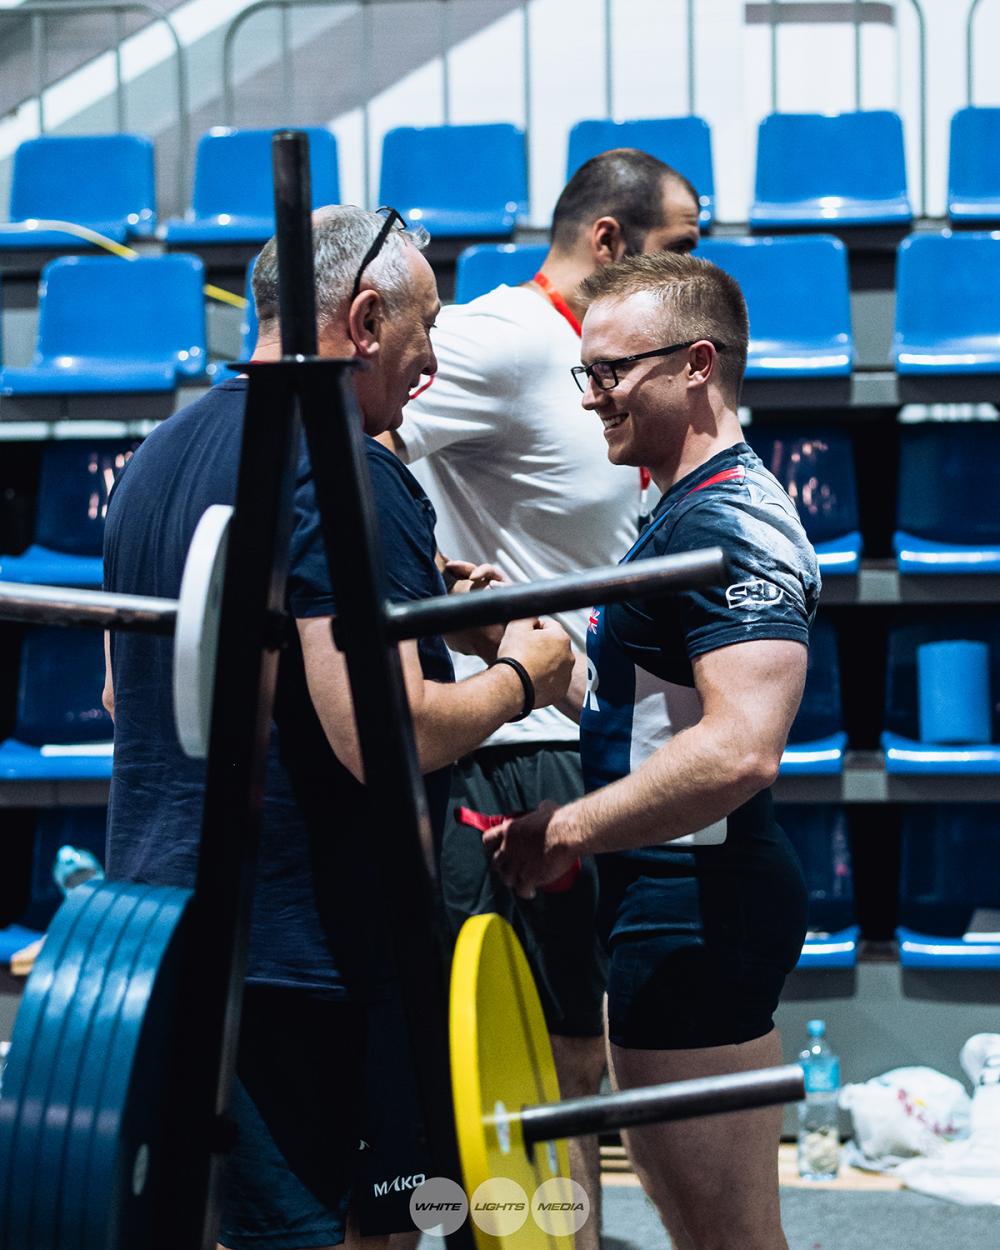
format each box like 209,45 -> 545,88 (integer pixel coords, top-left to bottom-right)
252,205 -> 430,334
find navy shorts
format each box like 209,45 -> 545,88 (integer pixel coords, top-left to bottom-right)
597,820 -> 808,1050
219,985 -> 429,1249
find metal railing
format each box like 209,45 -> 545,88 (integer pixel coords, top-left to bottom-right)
0,0 -> 190,210
603,0 -> 697,117
966,0 -> 996,105
222,0 -> 539,209
754,0 -> 928,215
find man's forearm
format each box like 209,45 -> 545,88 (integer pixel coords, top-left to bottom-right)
411,663 -> 525,772
551,721 -> 779,857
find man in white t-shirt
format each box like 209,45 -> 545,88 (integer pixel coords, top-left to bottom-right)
383,149 -> 700,1242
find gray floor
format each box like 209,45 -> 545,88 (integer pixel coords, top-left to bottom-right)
417,1183 -> 1000,1249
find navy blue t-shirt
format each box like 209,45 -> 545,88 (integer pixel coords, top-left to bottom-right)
104,378 -> 453,997
580,442 -> 820,863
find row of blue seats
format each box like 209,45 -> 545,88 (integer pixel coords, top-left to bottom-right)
787,803 -> 1000,971
3,108 -> 1000,252
0,797 -> 995,976
784,613 -> 1000,781
1,418 -> 998,592
3,230 -> 1000,399
0,569 -> 994,780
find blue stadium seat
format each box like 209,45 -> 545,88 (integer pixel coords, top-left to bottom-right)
0,134 -> 156,250
18,808 -> 107,933
0,255 -> 207,395
566,116 -> 715,226
894,233 -> 1000,376
882,614 -> 1000,775
164,127 -> 340,245
893,422 -> 1000,574
454,243 -> 548,303
778,804 -> 859,969
748,424 -> 861,574
379,124 -> 527,238
780,615 -> 847,775
0,626 -> 112,781
750,111 -> 912,229
0,440 -> 136,587
699,235 -> 853,378
897,805 -> 1000,968
948,107 -> 1000,224
0,923 -> 44,964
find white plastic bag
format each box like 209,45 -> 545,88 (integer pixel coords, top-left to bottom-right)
840,1066 -> 971,1169
896,1035 -> 1000,1206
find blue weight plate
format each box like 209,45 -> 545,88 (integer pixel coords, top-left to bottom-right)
1,884 -> 117,1250
56,884 -> 168,1250
81,886 -> 192,1250
29,885 -> 147,1250
0,881 -> 95,1213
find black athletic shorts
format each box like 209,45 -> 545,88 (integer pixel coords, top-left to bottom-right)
597,819 -> 808,1050
440,743 -> 607,1039
219,984 -> 429,1248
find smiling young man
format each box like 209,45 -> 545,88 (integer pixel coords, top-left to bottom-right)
485,251 -> 821,1250
381,151 -> 701,1246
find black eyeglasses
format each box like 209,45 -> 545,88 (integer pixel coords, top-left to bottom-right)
571,340 -> 726,393
350,206 -> 406,301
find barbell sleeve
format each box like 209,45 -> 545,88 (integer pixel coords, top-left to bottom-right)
0,581 -> 177,634
516,1064 -> 805,1145
384,547 -> 726,641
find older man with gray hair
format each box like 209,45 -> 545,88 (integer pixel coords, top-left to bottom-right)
102,206 -> 573,1250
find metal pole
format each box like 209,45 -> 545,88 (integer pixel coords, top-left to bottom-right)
114,7 -> 127,130
281,4 -> 294,124
384,550 -> 725,641
854,0 -> 862,110
967,0 -> 984,106
687,0 -> 696,115
32,12 -> 46,133
770,0 -> 779,113
441,0 -> 452,125
0,583 -> 176,633
362,0 -> 373,206
273,129 -> 318,357
604,0 -> 613,118
904,0 -> 928,216
519,1065 -> 805,1144
522,0 -> 532,214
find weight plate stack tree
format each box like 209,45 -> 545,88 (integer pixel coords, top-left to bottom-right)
0,133 -> 315,1250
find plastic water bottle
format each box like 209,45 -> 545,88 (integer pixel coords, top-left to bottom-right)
797,1019 -> 841,1180
52,845 -> 104,895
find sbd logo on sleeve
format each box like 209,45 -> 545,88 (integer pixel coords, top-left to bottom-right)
725,580 -> 784,610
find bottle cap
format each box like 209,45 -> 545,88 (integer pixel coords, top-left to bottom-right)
807,1019 -> 826,1036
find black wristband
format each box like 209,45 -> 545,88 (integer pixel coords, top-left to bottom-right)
493,656 -> 535,722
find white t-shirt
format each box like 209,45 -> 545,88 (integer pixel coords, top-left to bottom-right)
398,283 -> 639,746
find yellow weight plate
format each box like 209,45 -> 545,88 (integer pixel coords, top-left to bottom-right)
450,914 -> 576,1250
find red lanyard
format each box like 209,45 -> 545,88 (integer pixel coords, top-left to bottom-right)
531,271 -> 583,337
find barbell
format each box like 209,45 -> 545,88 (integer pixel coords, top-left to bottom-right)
450,914 -> 805,1249
0,537 -> 725,763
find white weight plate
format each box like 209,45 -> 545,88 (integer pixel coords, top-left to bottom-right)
173,504 -> 233,759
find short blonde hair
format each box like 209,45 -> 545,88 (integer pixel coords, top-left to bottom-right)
579,252 -> 749,406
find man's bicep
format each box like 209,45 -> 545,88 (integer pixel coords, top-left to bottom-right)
297,618 -> 426,782
693,638 -> 807,755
